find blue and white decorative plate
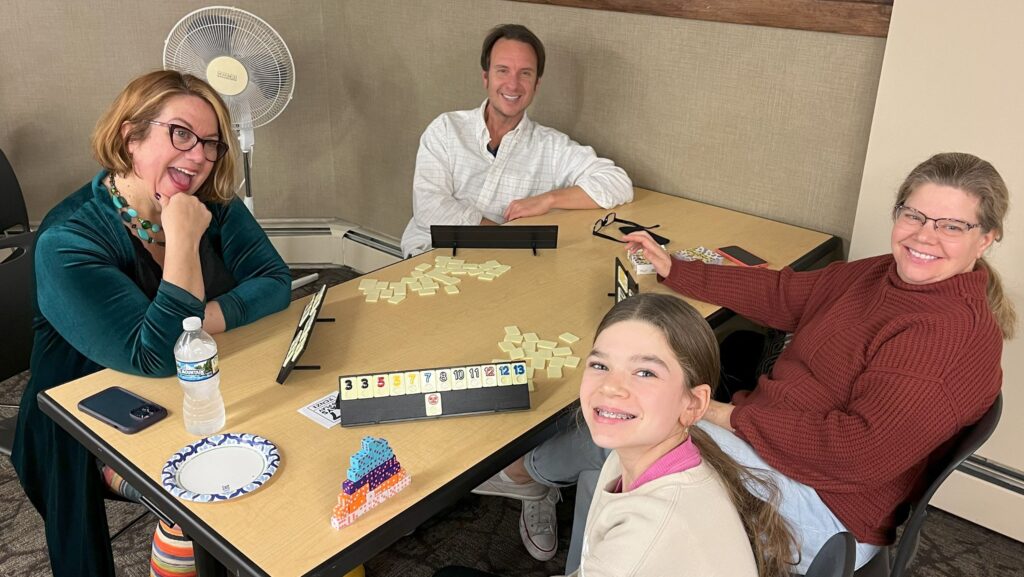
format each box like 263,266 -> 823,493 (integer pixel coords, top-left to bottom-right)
161,433 -> 281,502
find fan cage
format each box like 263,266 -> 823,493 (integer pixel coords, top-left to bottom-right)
164,6 -> 294,129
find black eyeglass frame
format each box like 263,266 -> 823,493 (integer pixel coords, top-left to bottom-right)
892,204 -> 982,237
592,212 -> 661,244
147,120 -> 229,162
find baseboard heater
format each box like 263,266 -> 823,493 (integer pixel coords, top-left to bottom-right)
960,455 -> 1024,496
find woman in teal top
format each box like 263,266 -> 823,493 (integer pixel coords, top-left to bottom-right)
11,70 -> 291,577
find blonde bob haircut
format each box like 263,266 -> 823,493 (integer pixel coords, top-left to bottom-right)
91,70 -> 236,204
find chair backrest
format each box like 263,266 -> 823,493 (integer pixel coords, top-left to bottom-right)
0,231 -> 36,381
0,148 -> 30,234
889,394 -> 1003,577
805,531 -> 856,577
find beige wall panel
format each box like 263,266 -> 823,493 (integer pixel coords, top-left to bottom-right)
5,0 -> 881,246
849,0 -> 1023,540
328,0 -> 885,241
0,0 -> 336,220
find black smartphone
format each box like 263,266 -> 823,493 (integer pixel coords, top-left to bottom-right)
78,386 -> 167,434
717,245 -> 769,268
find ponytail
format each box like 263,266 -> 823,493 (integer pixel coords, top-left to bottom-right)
976,257 -> 1017,340
690,427 -> 797,577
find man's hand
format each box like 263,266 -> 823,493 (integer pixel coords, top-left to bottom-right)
622,231 -> 672,277
504,193 -> 554,222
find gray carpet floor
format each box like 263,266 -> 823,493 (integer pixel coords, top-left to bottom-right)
1,267 -> 1022,577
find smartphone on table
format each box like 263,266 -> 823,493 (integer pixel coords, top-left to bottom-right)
78,386 -> 168,434
716,245 -> 769,268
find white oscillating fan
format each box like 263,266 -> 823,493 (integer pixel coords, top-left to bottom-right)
163,6 -> 295,214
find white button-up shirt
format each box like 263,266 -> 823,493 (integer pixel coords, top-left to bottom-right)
401,100 -> 633,256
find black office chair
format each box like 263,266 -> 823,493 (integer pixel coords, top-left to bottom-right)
804,532 -> 856,577
855,394 -> 1003,577
0,148 -> 30,235
0,231 -> 36,456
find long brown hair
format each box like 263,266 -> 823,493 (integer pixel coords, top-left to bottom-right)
895,152 -> 1016,339
593,293 -> 796,577
91,70 -> 237,204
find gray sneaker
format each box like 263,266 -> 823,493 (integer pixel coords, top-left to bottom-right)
519,487 -> 559,561
472,471 -> 549,501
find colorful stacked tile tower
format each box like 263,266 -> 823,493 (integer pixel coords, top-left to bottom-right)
331,436 -> 411,529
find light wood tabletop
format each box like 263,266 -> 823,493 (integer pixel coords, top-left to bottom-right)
40,188 -> 838,576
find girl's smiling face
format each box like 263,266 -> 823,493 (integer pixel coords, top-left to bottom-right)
581,320 -> 709,462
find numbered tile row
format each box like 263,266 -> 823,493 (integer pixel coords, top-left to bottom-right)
339,361 -> 529,401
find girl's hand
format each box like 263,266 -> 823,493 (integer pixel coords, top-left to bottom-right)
622,231 -> 672,277
159,193 -> 211,248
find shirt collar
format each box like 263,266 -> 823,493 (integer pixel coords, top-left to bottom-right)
476,99 -> 533,147
613,435 -> 703,493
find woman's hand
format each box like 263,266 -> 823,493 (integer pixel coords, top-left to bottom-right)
622,231 -> 672,277
159,193 -> 210,301
702,400 -> 736,432
159,193 -> 211,248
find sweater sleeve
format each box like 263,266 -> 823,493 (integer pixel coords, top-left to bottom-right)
210,197 -> 291,331
35,226 -> 204,377
730,314 -> 1002,493
659,258 -> 836,332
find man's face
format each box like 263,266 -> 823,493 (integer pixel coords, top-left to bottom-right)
483,38 -> 540,125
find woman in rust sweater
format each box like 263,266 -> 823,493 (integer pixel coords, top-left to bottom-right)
623,151 -> 1013,570
476,152 -> 1013,575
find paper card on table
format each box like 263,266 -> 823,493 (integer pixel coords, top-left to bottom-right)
298,391 -> 340,429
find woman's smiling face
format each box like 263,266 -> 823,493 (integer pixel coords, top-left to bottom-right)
890,183 -> 995,285
124,94 -> 219,207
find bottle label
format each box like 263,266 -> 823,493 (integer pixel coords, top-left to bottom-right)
176,354 -> 219,382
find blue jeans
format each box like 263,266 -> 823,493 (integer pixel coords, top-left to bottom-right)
523,417 -> 880,575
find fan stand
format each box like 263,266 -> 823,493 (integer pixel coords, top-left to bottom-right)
242,149 -> 254,213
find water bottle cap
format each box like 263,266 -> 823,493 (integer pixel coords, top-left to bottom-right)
182,317 -> 202,331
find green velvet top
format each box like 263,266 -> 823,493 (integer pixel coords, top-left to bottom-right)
12,171 -> 291,577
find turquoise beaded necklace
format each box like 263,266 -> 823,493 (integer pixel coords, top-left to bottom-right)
108,174 -> 165,246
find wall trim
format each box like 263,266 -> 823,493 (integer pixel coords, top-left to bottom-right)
509,0 -> 893,37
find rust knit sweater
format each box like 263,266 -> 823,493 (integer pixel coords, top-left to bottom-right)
660,254 -> 1002,544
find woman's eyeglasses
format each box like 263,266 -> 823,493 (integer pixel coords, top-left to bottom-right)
892,204 -> 980,239
592,212 -> 670,245
148,120 -> 229,162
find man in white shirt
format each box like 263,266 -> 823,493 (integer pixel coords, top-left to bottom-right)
400,24 -> 633,257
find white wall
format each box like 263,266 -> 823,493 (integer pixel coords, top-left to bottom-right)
849,0 -> 1023,541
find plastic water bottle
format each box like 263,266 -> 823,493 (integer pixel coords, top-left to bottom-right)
174,317 -> 225,436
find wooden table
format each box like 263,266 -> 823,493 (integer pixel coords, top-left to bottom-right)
39,188 -> 839,576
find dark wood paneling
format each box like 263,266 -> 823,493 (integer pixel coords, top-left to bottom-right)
510,0 -> 893,37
